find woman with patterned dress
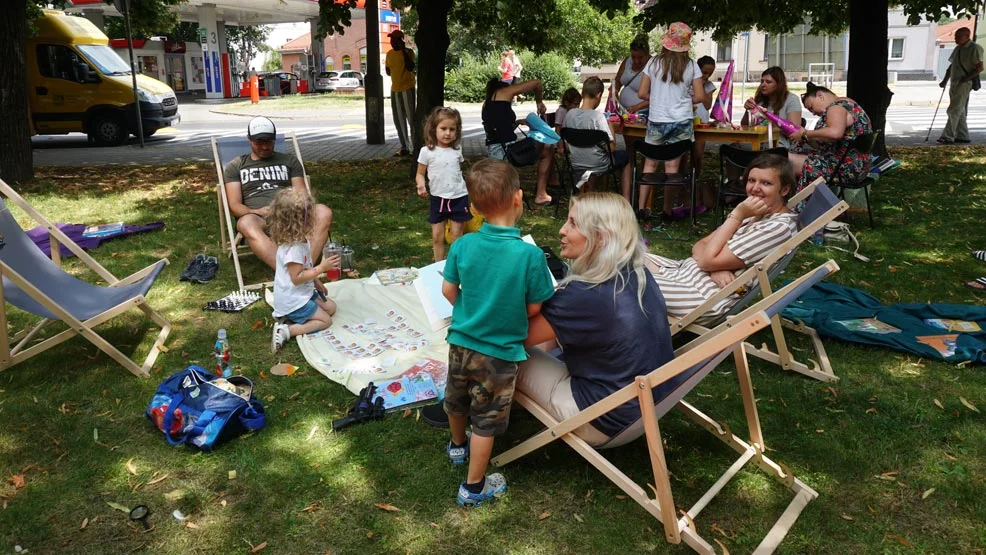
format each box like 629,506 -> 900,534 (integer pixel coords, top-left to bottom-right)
788,82 -> 873,191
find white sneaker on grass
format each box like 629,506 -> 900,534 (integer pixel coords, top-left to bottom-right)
271,323 -> 290,353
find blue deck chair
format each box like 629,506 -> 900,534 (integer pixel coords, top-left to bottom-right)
668,177 -> 848,382
0,180 -> 171,378
493,260 -> 838,554
212,132 -> 308,291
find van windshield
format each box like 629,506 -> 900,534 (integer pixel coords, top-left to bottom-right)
77,44 -> 132,75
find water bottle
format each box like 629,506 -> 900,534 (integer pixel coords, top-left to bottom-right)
812,229 -> 824,246
215,329 -> 231,378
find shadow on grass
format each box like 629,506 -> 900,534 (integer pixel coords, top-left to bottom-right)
2,147 -> 986,553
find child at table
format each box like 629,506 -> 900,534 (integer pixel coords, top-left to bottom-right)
441,159 -> 555,507
562,76 -> 632,201
268,188 -> 340,353
416,106 -> 470,262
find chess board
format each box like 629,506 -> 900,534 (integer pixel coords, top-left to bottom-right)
203,290 -> 262,313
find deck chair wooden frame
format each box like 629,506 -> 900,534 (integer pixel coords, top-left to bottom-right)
0,180 -> 171,378
668,177 -> 848,383
212,132 -> 310,291
492,261 -> 838,554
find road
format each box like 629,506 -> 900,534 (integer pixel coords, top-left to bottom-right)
31,96 -> 986,167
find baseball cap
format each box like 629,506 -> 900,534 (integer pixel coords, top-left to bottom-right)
388,29 -> 405,39
247,116 -> 276,140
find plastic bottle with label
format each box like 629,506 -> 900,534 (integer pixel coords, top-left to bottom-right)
214,329 -> 231,378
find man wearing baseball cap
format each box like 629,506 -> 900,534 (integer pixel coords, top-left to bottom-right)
384,29 -> 416,157
222,116 -> 333,269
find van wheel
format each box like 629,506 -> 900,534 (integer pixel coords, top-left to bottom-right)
90,114 -> 127,146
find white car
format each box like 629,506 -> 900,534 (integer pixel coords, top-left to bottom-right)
316,70 -> 364,92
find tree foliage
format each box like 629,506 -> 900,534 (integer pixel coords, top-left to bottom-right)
634,0 -> 980,41
401,0 -> 637,67
226,25 -> 271,69
262,49 -> 282,72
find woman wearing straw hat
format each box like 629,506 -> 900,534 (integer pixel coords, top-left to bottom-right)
636,22 -> 708,223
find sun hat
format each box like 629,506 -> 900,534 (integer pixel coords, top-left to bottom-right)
247,116 -> 276,140
661,22 -> 692,52
524,113 -> 560,145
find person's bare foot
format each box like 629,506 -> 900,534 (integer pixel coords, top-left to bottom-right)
534,195 -> 553,206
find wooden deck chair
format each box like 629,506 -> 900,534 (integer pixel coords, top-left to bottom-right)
0,180 -> 171,378
212,132 -> 309,291
493,261 -> 838,554
668,177 -> 848,382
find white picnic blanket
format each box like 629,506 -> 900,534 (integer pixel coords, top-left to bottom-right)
284,278 -> 449,395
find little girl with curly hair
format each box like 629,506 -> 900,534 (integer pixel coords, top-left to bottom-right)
267,188 -> 339,352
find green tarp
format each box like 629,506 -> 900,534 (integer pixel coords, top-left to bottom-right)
781,281 -> 986,364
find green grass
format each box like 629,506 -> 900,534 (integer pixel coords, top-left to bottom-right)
222,93 -> 367,114
1,148 -> 985,554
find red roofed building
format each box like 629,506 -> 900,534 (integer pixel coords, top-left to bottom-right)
935,17 -> 976,44
279,32 -> 311,75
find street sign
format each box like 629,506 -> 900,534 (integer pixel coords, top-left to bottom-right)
381,10 -> 400,25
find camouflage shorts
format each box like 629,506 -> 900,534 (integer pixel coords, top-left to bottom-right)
443,344 -> 518,437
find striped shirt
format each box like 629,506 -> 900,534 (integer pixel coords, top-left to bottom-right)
645,212 -> 798,323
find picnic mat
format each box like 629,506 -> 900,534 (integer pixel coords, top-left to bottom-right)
27,222 -> 165,258
290,278 -> 449,395
781,281 -> 986,364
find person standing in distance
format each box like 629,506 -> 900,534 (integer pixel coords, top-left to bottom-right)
938,26 -> 983,145
385,29 -> 417,157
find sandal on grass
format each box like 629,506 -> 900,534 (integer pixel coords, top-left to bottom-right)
972,250 -> 986,263
965,277 -> 986,291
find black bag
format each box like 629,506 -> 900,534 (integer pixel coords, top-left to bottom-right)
540,246 -> 569,281
973,75 -> 982,92
505,137 -> 538,167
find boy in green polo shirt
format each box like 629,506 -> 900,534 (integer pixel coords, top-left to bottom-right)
441,159 -> 555,507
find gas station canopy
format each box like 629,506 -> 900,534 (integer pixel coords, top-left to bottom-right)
67,0 -> 331,25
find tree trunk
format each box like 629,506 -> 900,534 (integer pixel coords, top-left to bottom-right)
846,0 -> 891,157
0,0 -> 34,184
412,0 -> 453,158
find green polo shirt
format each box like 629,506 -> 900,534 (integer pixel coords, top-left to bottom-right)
444,223 -> 555,361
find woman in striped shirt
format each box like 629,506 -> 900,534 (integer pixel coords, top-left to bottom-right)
644,153 -> 798,323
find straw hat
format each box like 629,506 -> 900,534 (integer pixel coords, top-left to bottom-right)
661,22 -> 692,52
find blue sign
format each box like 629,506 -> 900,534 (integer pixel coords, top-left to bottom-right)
212,51 -> 221,92
204,53 -> 213,93
381,10 -> 400,25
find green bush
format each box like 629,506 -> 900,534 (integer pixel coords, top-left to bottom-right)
444,51 -> 578,103
444,54 -> 499,103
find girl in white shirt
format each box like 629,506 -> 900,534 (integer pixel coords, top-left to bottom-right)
416,107 -> 470,261
636,22 -> 708,221
268,188 -> 340,353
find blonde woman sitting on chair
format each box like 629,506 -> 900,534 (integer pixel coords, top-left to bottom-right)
521,193 -> 674,447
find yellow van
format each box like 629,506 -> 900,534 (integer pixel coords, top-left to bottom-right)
27,10 -> 180,146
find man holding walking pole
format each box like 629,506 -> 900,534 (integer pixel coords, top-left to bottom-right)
938,27 -> 983,145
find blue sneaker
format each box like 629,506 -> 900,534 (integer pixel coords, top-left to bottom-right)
457,473 -> 507,507
446,433 -> 470,465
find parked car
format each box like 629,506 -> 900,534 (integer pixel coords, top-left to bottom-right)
316,70 -> 364,92
258,71 -> 300,95
315,71 -> 339,92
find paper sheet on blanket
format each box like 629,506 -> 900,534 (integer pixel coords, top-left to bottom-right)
270,279 -> 449,395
